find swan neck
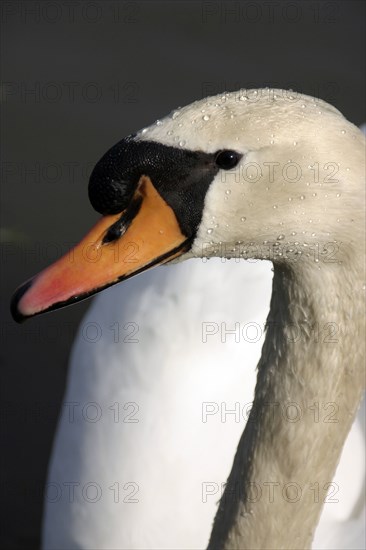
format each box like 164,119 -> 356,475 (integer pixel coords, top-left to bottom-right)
209,263 -> 365,550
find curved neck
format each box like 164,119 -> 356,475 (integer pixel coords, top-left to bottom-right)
208,262 -> 365,550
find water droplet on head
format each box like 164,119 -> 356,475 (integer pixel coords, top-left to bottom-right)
273,205 -> 278,209
300,195 -> 305,200
240,217 -> 246,222
277,234 -> 285,240
203,114 -> 210,121
156,119 -> 162,126
207,228 -> 213,235
179,140 -> 186,147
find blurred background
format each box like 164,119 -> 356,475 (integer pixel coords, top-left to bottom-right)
1,1 -> 365,548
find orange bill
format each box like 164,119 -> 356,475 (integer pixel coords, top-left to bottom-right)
11,176 -> 191,322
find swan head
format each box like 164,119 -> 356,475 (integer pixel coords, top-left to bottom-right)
11,89 -> 365,321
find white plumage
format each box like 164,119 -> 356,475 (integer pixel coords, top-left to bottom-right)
43,259 -> 365,549
42,92 -> 365,549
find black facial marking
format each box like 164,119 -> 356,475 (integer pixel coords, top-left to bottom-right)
102,195 -> 143,244
89,137 -> 226,239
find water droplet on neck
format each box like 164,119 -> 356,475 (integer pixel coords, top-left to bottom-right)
240,217 -> 246,222
202,114 -> 210,121
277,234 -> 285,240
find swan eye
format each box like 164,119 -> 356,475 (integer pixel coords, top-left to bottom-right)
215,150 -> 241,170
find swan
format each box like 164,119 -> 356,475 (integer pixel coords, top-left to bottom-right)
11,89 -> 365,549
